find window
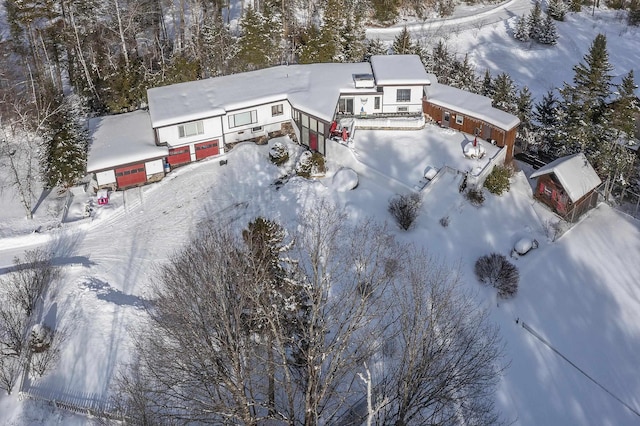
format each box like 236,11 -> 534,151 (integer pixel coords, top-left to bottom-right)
398,106 -> 408,112
178,120 -> 204,138
338,98 -> 354,114
272,104 -> 283,116
228,110 -> 258,128
374,97 -> 381,110
396,89 -> 411,102
456,115 -> 464,125
252,126 -> 263,132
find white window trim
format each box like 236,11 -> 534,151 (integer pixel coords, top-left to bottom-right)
396,89 -> 411,103
456,115 -> 464,125
178,120 -> 204,138
272,104 -> 283,116
228,110 -> 258,128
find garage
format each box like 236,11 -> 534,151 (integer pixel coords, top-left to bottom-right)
195,140 -> 219,160
115,163 -> 146,188
168,146 -> 191,166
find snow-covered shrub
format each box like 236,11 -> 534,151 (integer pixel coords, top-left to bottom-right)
465,188 -> 485,206
295,151 -> 326,178
269,142 -> 289,166
484,165 -> 512,195
543,219 -> 566,242
440,216 -> 450,227
388,192 -> 422,230
547,0 -> 567,20
474,253 -> 519,299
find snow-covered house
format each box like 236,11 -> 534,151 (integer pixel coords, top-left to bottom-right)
530,153 -> 602,222
422,79 -> 520,161
87,110 -> 168,190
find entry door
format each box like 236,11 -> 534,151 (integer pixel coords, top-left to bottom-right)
482,124 -> 493,140
310,132 -> 318,151
442,111 -> 450,127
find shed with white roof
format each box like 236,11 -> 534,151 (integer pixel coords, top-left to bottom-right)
530,153 -> 602,222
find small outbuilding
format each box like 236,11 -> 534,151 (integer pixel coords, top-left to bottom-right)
530,153 -> 602,222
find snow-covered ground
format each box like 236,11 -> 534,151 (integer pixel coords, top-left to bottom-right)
1,6 -> 640,426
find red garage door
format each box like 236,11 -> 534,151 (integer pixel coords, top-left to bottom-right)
115,164 -> 146,189
168,146 -> 191,166
195,140 -> 219,160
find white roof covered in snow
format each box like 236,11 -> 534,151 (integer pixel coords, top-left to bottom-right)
424,78 -> 520,130
87,110 -> 168,172
148,62 -> 374,128
530,153 -> 602,203
370,55 -> 431,86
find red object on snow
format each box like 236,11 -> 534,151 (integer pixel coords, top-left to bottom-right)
342,127 -> 348,141
330,121 -> 338,135
473,137 -> 477,147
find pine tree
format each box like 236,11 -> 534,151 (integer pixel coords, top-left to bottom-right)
492,72 -> 517,114
538,14 -> 559,45
235,7 -> 276,70
341,16 -> 366,62
481,69 -> 494,97
450,54 -> 480,93
298,24 -> 322,64
200,12 -> 236,77
514,14 -> 530,42
611,70 -> 639,140
392,26 -> 414,54
364,38 -> 388,61
515,86 -> 534,150
43,94 -> 89,189
547,0 -> 567,21
527,1 -> 543,41
431,40 -> 454,85
533,90 -> 562,155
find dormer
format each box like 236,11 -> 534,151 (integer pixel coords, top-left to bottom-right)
353,73 -> 375,89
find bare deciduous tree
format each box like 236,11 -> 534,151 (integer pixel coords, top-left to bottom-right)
117,206 -> 506,425
377,251 -> 505,425
475,253 -> 519,298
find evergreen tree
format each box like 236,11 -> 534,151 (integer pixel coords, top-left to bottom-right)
527,1 -> 543,41
629,0 -> 640,26
611,69 -> 639,140
43,94 -> 88,189
538,14 -> 559,45
371,0 -> 400,23
514,14 -> 530,42
364,38 -> 388,61
450,54 -> 480,93
547,0 -> 567,21
492,72 -> 517,114
431,40 -> 454,85
481,69 -> 494,97
200,12 -> 237,77
515,86 -> 535,151
392,26 -> 414,54
559,34 -> 619,173
341,16 -> 366,62
533,90 -> 562,155
235,7 -> 276,70
298,24 -> 322,64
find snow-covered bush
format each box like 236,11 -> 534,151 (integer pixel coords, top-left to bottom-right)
440,216 -> 450,227
484,165 -> 512,195
474,253 -> 519,298
269,142 -> 289,166
465,188 -> 485,206
388,192 -> 422,230
295,151 -> 326,178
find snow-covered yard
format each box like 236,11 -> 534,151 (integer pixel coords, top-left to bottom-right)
1,131 -> 640,424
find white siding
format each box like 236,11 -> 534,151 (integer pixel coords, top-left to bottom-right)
95,170 -> 116,187
381,86 -> 424,113
223,101 -> 292,143
156,116 -> 224,148
145,159 -> 164,175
